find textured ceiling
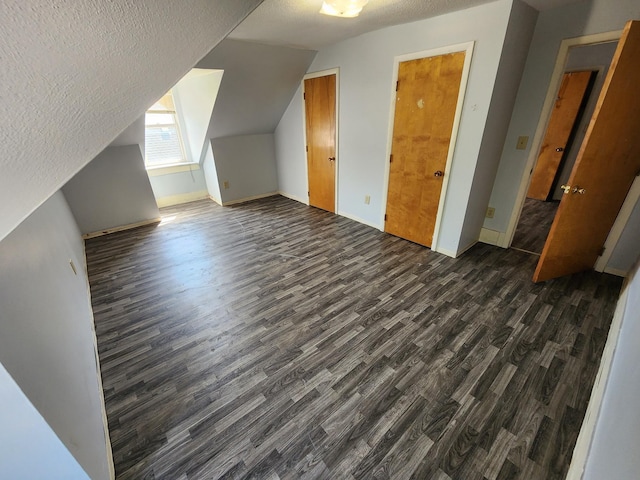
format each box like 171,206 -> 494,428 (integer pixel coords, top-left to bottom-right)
196,39 -> 316,138
0,0 -> 262,243
229,0 -> 582,50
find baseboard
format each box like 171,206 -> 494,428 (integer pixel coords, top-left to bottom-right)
565,275 -> 631,479
82,218 -> 161,239
208,195 -> 222,206
80,243 -> 116,479
277,191 -> 309,205
603,266 -> 628,278
222,192 -> 279,206
434,247 -> 457,258
337,210 -> 382,230
154,190 -> 209,208
479,227 -> 501,245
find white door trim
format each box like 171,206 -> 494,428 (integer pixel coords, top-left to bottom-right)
502,31 -> 621,249
302,68 -> 340,211
380,41 -> 475,254
594,175 -> 640,275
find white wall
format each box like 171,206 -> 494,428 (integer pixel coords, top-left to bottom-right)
485,0 -> 640,235
0,0 -> 262,243
203,141 -> 223,204
62,145 -> 160,235
173,69 -> 223,164
0,191 -> 112,480
582,256 -> 640,478
211,134 -> 278,203
606,197 -> 640,275
275,85 -> 308,203
457,0 -> 538,252
148,166 -> 209,207
275,0 -> 531,255
197,39 -> 316,139
0,363 -> 90,479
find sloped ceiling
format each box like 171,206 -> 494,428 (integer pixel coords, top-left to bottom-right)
196,39 -> 317,139
0,0 -> 262,242
229,0 -> 582,49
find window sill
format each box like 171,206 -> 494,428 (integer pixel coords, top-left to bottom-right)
146,163 -> 200,176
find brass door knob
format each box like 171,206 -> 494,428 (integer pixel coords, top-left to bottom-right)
434,171 -> 444,177
328,157 -> 336,162
572,186 -> 586,194
560,184 -> 571,194
556,147 -> 564,152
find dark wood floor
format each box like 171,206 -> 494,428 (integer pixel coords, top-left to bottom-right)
511,198 -> 560,254
86,196 -> 621,480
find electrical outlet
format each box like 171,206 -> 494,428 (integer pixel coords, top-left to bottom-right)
223,181 -> 229,189
516,136 -> 529,150
486,207 -> 495,219
365,195 -> 371,205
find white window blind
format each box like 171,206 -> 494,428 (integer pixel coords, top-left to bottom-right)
145,91 -> 187,167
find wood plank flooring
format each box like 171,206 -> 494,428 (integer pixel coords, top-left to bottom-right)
85,196 -> 622,480
512,198 -> 559,254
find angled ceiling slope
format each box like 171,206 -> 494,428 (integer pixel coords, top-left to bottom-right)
229,0 -> 582,50
0,0 -> 263,242
196,39 -> 317,140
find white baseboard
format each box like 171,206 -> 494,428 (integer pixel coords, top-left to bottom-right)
155,190 -> 209,208
208,195 -> 222,206
277,191 -> 309,205
479,227 -> 501,245
603,266 -> 628,278
434,247 -> 457,258
565,275 -> 630,479
222,192 -> 279,206
337,210 -> 382,230
82,218 -> 161,239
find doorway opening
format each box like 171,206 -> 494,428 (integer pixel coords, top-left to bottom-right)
510,39 -> 618,257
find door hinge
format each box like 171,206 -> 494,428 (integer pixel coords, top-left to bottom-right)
395,81 -> 399,92
598,246 -> 606,256
303,92 -> 306,100
308,191 -> 310,197
390,154 -> 393,163
306,145 -> 308,152
384,214 -> 388,221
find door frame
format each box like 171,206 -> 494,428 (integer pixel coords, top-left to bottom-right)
302,68 -> 340,210
503,31 -> 622,249
380,41 -> 474,254
593,175 -> 640,275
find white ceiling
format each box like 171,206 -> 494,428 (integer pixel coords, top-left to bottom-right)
229,0 -> 582,50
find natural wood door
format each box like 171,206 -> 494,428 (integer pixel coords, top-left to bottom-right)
305,74 -> 336,213
527,70 -> 593,200
385,52 -> 465,247
534,20 -> 640,282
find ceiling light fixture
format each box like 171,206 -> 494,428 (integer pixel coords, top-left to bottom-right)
320,0 -> 369,18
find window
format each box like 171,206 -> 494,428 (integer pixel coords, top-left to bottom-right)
144,91 -> 187,168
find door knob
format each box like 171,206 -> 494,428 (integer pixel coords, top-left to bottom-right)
560,184 -> 571,194
556,147 -> 564,152
328,157 -> 336,162
572,186 -> 586,194
434,170 -> 444,177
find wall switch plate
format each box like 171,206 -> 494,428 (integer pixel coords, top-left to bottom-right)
516,136 -> 529,150
486,207 -> 495,219
223,181 -> 229,189
365,195 -> 371,205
